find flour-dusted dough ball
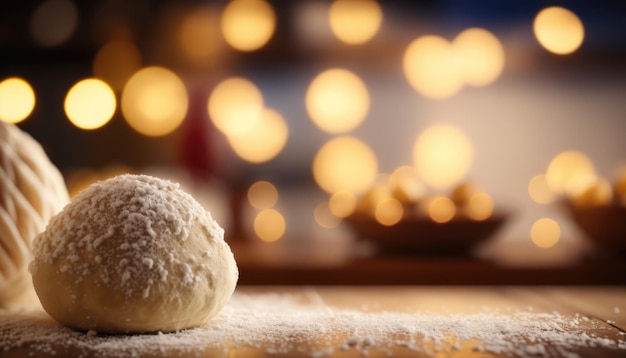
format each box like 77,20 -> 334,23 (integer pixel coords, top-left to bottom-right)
0,122 -> 69,309
29,174 -> 238,333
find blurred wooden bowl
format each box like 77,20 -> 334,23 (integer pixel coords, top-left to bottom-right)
344,212 -> 508,256
565,203 -> 626,252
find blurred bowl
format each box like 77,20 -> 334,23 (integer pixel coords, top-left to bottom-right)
344,212 -> 508,256
565,203 -> 626,252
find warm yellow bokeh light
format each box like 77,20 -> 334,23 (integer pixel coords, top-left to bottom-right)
329,190 -> 357,218
178,8 -> 222,65
375,197 -> 404,226
208,77 -> 264,136
248,180 -> 278,210
314,202 -> 342,229
428,196 -> 456,223
222,0 -> 276,52
531,218 -> 560,248
93,41 -> 142,91
329,0 -> 382,45
226,108 -> 288,163
313,136 -> 378,194
306,68 -> 370,134
528,174 -> 556,205
254,209 -> 286,242
534,6 -> 584,55
121,67 -> 188,137
389,165 -> 426,205
64,79 -> 116,130
465,192 -> 494,221
413,124 -> 473,190
30,0 -> 78,47
570,177 -> 612,207
453,28 -> 505,87
545,150 -> 595,195
403,35 -> 463,99
0,78 -> 36,124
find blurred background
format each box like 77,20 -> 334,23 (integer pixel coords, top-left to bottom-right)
1,0 -> 625,284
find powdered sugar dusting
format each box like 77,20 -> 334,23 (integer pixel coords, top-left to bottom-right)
1,292 -> 624,357
29,174 -> 224,301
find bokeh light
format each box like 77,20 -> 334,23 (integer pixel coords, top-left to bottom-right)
329,191 -> 357,218
226,107 -> 288,163
313,136 -> 378,194
221,0 -> 276,52
254,209 -> 285,242
375,197 -> 403,226
388,165 -> 426,205
314,202 -> 342,229
121,66 -> 189,137
570,177 -> 612,207
403,35 -> 463,99
93,41 -> 142,91
248,180 -> 278,210
428,196 -> 456,223
531,218 -> 560,248
545,150 -> 595,195
465,192 -> 494,221
534,6 -> 584,55
30,0 -> 78,47
329,0 -> 382,45
306,68 -> 370,134
208,77 -> 264,136
64,79 -> 116,130
528,174 -> 556,205
453,28 -> 505,87
178,8 -> 222,65
0,78 -> 36,124
413,124 -> 473,190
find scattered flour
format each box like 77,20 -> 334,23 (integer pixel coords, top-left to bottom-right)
1,292 -> 624,358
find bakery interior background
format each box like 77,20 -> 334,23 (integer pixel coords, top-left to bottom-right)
1,0 -> 625,266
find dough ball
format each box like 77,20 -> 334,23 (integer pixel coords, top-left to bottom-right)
0,122 -> 69,309
30,174 -> 238,333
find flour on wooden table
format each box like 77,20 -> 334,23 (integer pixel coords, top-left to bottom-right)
1,292 -> 624,358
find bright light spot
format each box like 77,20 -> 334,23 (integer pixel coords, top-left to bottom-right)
30,0 -> 78,47
329,0 -> 382,45
413,124 -> 473,190
375,197 -> 403,226
570,177 -> 612,207
0,78 -> 36,123
428,196 -> 456,223
314,202 -> 342,229
248,180 -> 278,210
254,209 -> 285,242
450,182 -> 479,207
329,191 -> 357,218
178,8 -> 222,65
465,192 -> 494,221
226,107 -> 288,163
546,150 -> 595,195
403,35 -> 463,99
356,185 -> 389,215
222,0 -> 276,52
306,68 -> 369,134
389,165 -> 426,205
531,218 -> 560,248
93,41 -> 142,91
64,79 -> 116,130
534,6 -> 584,55
121,67 -> 188,137
453,28 -> 505,87
313,136 -> 378,194
528,174 -> 556,205
208,77 -> 264,136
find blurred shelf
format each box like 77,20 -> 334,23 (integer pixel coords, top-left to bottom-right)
231,241 -> 626,286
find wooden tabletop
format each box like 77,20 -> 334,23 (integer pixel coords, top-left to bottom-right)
1,286 -> 625,357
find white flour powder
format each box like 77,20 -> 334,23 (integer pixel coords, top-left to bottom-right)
1,292 -> 624,357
